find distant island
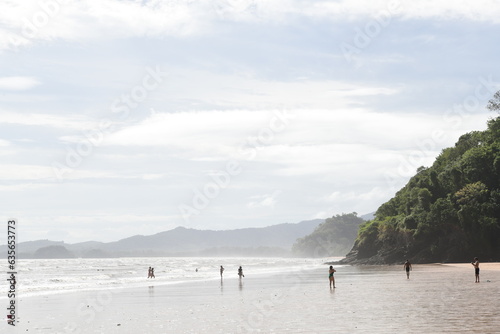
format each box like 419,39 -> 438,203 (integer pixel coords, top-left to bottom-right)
342,115 -> 500,264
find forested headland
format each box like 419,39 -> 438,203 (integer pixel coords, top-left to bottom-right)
292,213 -> 365,257
343,112 -> 500,264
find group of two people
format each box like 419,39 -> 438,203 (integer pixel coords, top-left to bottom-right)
219,265 -> 245,279
327,261 -> 410,289
404,258 -> 481,282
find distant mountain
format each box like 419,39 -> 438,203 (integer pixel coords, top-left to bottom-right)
2,219 -> 324,258
69,241 -> 106,252
12,239 -> 66,254
103,219 -> 324,254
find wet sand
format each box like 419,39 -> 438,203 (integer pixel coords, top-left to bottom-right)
5,263 -> 500,333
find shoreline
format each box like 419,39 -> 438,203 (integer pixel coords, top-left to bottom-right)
6,257 -> 322,300
327,260 -> 500,268
439,261 -> 500,271
7,261 -> 499,301
9,266 -> 322,333
4,263 -> 500,333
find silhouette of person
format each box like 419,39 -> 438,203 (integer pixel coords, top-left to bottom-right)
220,265 -> 224,278
403,260 -> 412,279
472,257 -> 480,283
238,266 -> 244,279
329,266 -> 336,288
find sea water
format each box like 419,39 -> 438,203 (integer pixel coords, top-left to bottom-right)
1,257 -> 331,298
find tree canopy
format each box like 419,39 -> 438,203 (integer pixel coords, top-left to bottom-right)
344,115 -> 500,264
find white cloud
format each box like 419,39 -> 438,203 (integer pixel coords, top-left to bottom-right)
325,187 -> 390,203
105,109 -> 272,153
318,187 -> 398,218
19,213 -> 181,242
247,190 -> 281,209
311,211 -> 329,220
104,109 -> 494,177
141,173 -> 165,180
0,111 -> 99,129
145,69 -> 400,111
0,76 -> 40,90
0,183 -> 49,192
103,76 -> 402,154
0,0 -> 205,51
281,0 -> 500,23
0,0 -> 498,243
1,0 -> 499,52
0,164 -> 55,181
53,213 -> 178,225
0,163 -> 169,182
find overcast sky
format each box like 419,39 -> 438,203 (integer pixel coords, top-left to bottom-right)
1,0 -> 499,243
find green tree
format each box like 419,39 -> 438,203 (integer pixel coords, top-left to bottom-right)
345,115 -> 500,263
487,90 -> 500,112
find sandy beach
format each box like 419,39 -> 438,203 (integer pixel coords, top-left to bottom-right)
441,262 -> 500,271
4,263 -> 500,333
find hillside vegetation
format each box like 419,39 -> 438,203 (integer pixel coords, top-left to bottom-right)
344,115 -> 500,264
292,213 -> 364,257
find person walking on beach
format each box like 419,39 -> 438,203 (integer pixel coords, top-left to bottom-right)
403,260 -> 412,279
472,257 -> 480,283
220,265 -> 224,278
151,267 -> 155,278
238,266 -> 244,279
148,266 -> 152,278
329,266 -> 336,288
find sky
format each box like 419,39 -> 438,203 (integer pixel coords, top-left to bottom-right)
1,0 -> 499,243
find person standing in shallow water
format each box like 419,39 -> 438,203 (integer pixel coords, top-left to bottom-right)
472,257 -> 480,283
220,265 -> 224,278
329,266 -> 336,288
238,266 -> 244,279
403,260 -> 412,279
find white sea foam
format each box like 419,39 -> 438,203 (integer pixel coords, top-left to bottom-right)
4,257 -> 339,298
